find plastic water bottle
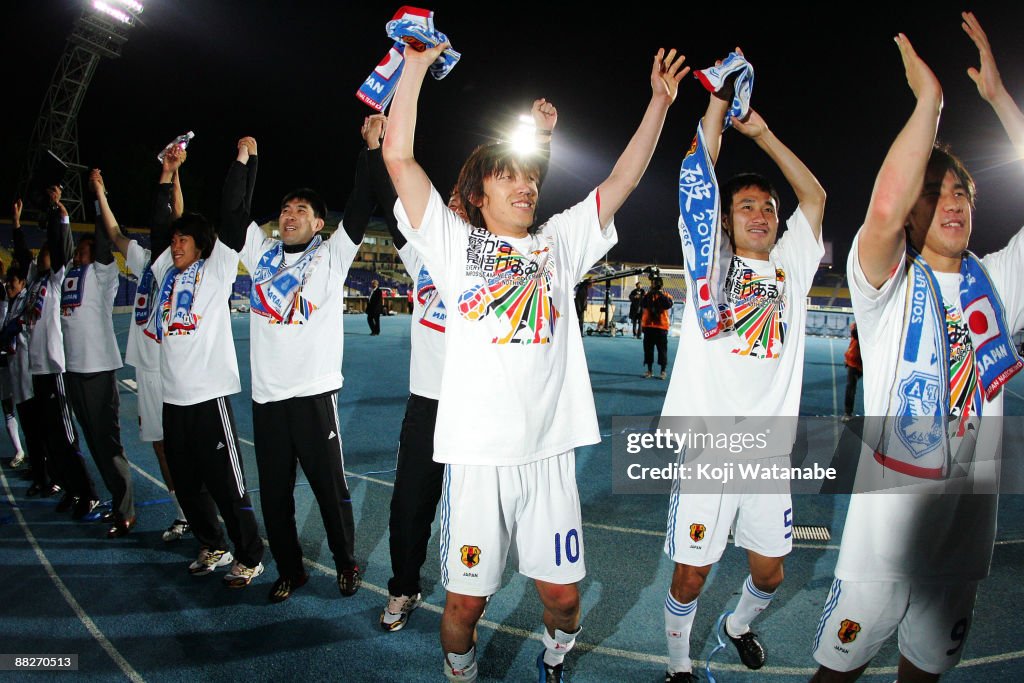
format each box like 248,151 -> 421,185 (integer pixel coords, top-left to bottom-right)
157,131 -> 194,163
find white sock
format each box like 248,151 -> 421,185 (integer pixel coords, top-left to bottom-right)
665,593 -> 698,674
444,647 -> 477,682
5,413 -> 23,455
727,575 -> 775,636
168,491 -> 186,521
542,625 -> 581,666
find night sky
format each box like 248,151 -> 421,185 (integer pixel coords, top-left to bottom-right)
6,1 -> 1024,268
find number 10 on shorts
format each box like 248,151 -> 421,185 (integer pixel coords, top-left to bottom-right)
554,529 -> 581,566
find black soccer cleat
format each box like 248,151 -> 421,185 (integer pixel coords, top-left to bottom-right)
726,629 -> 766,670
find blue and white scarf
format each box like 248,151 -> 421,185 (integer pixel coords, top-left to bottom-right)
678,52 -> 754,339
876,249 -> 1023,479
145,259 -> 204,343
250,236 -> 323,324
60,263 -> 89,314
356,6 -> 460,112
0,289 -> 28,354
134,265 -> 156,327
25,275 -> 47,327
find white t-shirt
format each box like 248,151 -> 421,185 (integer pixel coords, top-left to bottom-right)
61,260 -> 123,373
835,229 -> 1024,581
152,239 -> 241,406
396,243 -> 446,400
124,240 -> 159,372
394,186 -> 616,465
28,266 -> 67,376
663,208 -> 823,418
240,222 -> 360,403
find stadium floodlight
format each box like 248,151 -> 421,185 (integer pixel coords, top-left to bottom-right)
112,0 -> 144,12
507,114 -> 537,155
90,0 -> 143,26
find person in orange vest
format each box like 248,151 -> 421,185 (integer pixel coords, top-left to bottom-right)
641,275 -> 673,378
842,322 -> 861,422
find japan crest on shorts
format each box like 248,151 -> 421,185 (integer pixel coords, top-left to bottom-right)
460,545 -> 481,568
837,619 -> 861,644
689,523 -> 706,543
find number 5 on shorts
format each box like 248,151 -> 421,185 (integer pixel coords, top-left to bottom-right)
554,529 -> 581,566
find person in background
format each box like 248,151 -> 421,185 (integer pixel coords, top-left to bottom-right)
641,276 -> 673,379
842,322 -> 861,422
629,280 -> 645,339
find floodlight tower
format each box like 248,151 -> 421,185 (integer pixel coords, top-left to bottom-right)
19,0 -> 144,221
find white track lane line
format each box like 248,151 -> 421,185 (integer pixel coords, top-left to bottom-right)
114,381 -> 1024,674
1,468 -> 145,682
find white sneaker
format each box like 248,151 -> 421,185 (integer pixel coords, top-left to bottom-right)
223,561 -> 264,588
188,548 -> 233,575
9,452 -> 25,469
162,519 -> 189,542
380,593 -> 421,632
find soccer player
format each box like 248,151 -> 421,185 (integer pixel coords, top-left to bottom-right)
20,185 -> 100,516
367,99 -> 556,632
661,53 -> 826,682
94,148 -> 193,542
219,136 -> 372,602
384,41 -> 689,683
59,171 -> 136,538
145,161 -> 264,587
811,15 -> 1024,681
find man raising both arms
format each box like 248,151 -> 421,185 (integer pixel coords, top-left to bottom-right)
385,41 -> 689,682
661,50 -> 825,682
812,15 -> 1024,682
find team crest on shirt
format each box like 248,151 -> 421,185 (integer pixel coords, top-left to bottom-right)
837,619 -> 861,644
896,371 -> 943,457
689,523 -> 706,543
459,228 -> 558,344
460,545 -> 481,568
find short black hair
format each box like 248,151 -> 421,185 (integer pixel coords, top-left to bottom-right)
928,143 -> 976,207
170,212 -> 215,259
721,173 -> 781,216
281,188 -> 327,220
6,264 -> 26,283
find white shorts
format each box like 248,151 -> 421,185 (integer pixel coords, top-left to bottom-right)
812,578 -> 978,674
664,483 -> 793,565
440,451 -> 585,596
136,368 -> 163,442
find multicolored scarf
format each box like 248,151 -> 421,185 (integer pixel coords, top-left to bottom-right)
356,6 -> 460,112
145,259 -> 204,343
678,52 -> 754,340
134,265 -> 155,327
875,249 -> 1022,479
250,236 -> 323,325
60,263 -> 89,314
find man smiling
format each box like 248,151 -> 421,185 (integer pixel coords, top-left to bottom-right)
385,39 -> 689,683
219,136 -> 373,603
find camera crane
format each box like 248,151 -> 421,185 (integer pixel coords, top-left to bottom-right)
578,266 -> 660,336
